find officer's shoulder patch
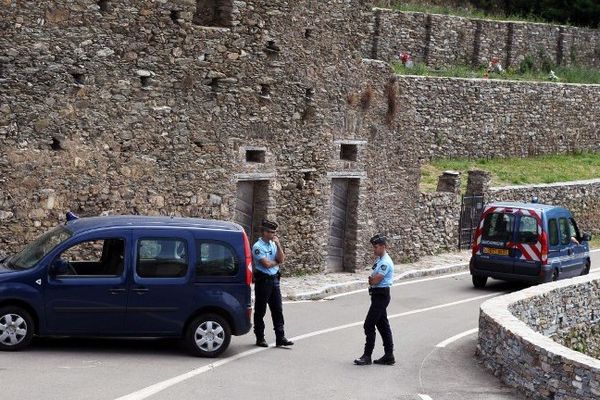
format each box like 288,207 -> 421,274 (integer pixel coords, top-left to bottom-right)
254,249 -> 260,255
380,264 -> 388,271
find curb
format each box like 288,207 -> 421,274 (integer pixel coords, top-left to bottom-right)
284,261 -> 470,301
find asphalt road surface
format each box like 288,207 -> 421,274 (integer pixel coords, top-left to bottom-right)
4,251 -> 599,400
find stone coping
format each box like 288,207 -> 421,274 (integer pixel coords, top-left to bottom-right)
373,7 -> 596,30
480,274 -> 600,388
490,178 -> 600,191
393,73 -> 600,87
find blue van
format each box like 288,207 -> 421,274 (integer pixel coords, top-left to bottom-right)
0,215 -> 253,357
470,202 -> 592,288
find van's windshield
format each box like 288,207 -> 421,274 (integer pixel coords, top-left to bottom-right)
4,226 -> 73,270
482,213 -> 514,242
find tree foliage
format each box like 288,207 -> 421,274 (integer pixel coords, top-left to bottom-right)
473,0 -> 600,27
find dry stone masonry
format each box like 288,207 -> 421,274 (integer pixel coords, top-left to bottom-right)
479,275 -> 600,400
371,8 -> 600,69
0,0 -> 599,273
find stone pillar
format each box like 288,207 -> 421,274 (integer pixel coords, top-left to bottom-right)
436,170 -> 461,194
466,169 -> 491,196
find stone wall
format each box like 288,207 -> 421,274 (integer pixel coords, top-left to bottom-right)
488,179 -> 600,235
0,0 -> 393,275
372,9 -> 600,69
411,192 -> 461,260
555,323 -> 600,360
397,76 -> 600,160
479,275 -> 600,399
1,1 -> 599,274
416,178 -> 600,259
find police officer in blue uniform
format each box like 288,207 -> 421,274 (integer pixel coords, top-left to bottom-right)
354,234 -> 395,366
253,219 -> 294,348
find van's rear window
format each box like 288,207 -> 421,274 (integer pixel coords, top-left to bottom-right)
516,215 -> 539,244
481,213 -> 514,242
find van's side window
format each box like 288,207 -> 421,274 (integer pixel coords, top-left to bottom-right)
482,213 -> 514,242
53,238 -> 125,277
195,241 -> 238,277
558,218 -> 572,245
516,216 -> 538,244
548,219 -> 559,246
137,238 -> 188,278
569,218 -> 581,241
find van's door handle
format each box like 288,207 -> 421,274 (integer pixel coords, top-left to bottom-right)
109,288 -> 126,295
132,288 -> 149,295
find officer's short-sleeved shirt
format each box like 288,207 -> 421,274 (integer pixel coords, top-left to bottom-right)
252,238 -> 279,276
371,252 -> 394,288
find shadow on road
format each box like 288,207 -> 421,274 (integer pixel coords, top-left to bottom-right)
473,279 -> 532,294
30,336 -> 187,356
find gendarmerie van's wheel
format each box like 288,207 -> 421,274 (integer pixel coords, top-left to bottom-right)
472,275 -> 487,289
185,313 -> 231,357
0,306 -> 34,351
581,260 -> 591,276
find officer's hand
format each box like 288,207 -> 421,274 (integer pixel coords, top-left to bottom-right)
273,236 -> 281,245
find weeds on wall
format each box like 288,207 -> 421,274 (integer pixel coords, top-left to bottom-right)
360,86 -> 374,111
385,78 -> 398,125
394,61 -> 600,84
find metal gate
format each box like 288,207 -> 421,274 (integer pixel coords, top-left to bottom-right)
458,195 -> 485,250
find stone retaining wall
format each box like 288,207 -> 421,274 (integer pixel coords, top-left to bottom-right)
479,275 -> 600,399
1,1 -> 599,273
372,9 -> 600,69
488,179 -> 600,235
420,178 -> 600,258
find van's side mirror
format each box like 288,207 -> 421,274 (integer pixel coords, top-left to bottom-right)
582,233 -> 592,242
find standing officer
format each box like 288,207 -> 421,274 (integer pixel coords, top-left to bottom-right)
354,234 -> 395,366
253,219 -> 294,348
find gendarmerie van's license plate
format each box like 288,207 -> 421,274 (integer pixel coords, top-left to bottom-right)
482,247 -> 509,256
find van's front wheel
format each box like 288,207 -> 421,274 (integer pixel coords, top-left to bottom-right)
185,313 -> 231,358
0,306 -> 34,351
472,275 -> 487,288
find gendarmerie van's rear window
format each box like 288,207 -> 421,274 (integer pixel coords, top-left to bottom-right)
481,213 -> 514,242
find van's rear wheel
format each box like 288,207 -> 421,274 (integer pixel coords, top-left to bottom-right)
0,306 -> 34,351
185,313 -> 231,358
581,260 -> 591,276
472,275 -> 487,288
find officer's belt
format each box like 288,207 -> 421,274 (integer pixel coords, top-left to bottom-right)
255,270 -> 279,280
369,287 -> 390,295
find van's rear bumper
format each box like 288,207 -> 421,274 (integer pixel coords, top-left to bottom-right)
470,259 -> 552,283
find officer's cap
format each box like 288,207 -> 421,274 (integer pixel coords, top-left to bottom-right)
370,234 -> 387,246
261,219 -> 278,232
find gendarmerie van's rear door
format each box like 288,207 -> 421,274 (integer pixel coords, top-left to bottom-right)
473,207 -> 516,273
512,210 -> 544,277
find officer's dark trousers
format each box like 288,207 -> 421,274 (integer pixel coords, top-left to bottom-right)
363,287 -> 393,357
254,272 -> 285,340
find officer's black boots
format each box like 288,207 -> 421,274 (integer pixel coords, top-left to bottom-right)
276,337 -> 294,347
353,355 -> 372,366
256,338 -> 269,347
373,354 -> 395,365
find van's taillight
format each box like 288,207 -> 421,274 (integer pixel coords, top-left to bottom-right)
242,231 -> 253,286
540,231 -> 549,265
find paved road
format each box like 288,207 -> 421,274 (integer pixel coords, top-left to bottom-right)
3,251 -> 599,400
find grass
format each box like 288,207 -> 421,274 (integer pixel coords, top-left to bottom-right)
420,152 -> 600,193
379,2 -> 560,25
393,63 -> 600,85
589,236 -> 600,249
